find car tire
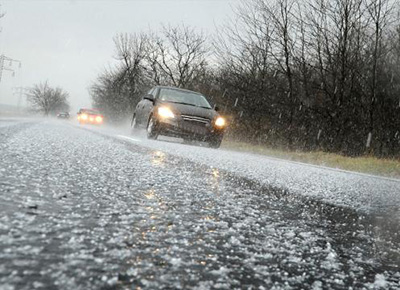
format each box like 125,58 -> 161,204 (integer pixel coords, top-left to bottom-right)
208,136 -> 222,149
131,114 -> 139,129
147,116 -> 159,140
131,114 -> 139,135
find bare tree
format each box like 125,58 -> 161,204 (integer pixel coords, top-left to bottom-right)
90,69 -> 131,122
26,82 -> 69,116
90,33 -> 153,122
364,0 -> 394,151
257,0 -> 298,148
91,26 -> 209,123
0,5 -> 5,20
305,0 -> 368,152
214,0 -> 277,142
147,25 -> 208,88
113,33 -> 151,108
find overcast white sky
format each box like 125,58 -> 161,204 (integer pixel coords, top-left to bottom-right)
0,0 -> 238,111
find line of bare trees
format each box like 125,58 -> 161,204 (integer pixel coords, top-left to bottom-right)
90,0 -> 400,157
90,25 -> 210,122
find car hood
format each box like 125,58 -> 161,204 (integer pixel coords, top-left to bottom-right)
160,102 -> 218,120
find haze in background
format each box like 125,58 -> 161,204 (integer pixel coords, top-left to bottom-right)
0,0 -> 237,112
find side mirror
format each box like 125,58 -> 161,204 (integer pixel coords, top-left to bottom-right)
214,105 -> 220,112
143,94 -> 155,102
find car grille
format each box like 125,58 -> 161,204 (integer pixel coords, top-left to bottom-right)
181,115 -> 210,125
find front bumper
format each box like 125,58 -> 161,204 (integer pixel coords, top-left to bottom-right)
157,117 -> 224,141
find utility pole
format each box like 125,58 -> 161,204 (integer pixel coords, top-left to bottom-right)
12,86 -> 28,111
0,54 -> 21,82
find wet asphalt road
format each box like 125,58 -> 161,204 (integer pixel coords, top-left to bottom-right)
0,119 -> 400,289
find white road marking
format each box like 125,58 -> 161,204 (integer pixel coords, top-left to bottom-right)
117,135 -> 142,142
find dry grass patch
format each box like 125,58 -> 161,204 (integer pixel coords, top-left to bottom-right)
221,140 -> 400,179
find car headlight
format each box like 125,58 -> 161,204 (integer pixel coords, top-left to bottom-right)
95,116 -> 103,123
214,117 -> 226,128
81,114 -> 88,120
158,107 -> 175,119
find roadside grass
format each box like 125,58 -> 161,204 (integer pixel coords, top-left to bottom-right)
221,139 -> 400,179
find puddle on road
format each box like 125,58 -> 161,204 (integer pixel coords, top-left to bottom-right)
150,151 -> 166,168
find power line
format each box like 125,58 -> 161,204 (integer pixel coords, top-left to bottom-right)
12,86 -> 29,111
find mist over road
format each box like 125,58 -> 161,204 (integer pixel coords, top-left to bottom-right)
1,119 -> 399,289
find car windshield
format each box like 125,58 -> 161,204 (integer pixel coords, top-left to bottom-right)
80,109 -> 100,115
158,88 -> 212,109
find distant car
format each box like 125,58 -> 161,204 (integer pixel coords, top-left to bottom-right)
131,86 -> 227,148
77,108 -> 104,125
57,112 -> 70,119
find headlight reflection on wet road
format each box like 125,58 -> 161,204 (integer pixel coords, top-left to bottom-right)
151,151 -> 166,167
